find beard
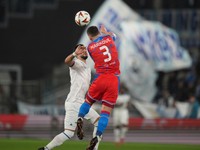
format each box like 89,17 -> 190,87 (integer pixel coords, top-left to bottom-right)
81,56 -> 88,60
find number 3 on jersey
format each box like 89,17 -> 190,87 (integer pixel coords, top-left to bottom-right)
100,45 -> 112,62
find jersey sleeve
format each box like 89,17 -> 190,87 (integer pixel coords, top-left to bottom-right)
71,59 -> 83,70
111,33 -> 117,41
102,33 -> 117,41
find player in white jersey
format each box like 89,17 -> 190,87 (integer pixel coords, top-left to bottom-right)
113,84 -> 131,145
38,44 -> 100,150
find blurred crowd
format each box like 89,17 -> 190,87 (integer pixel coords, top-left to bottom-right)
154,48 -> 200,118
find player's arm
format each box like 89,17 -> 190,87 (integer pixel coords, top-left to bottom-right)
99,24 -> 117,40
64,52 -> 77,67
64,44 -> 84,67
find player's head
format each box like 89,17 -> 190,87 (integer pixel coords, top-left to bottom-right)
87,26 -> 100,41
74,44 -> 83,50
74,44 -> 88,60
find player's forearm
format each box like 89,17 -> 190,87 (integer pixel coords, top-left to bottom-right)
64,52 -> 77,66
101,30 -> 114,36
100,24 -> 116,37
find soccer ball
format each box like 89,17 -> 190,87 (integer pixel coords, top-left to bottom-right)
75,10 -> 91,26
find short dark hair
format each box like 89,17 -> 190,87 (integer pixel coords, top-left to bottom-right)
74,44 -> 84,50
87,26 -> 100,37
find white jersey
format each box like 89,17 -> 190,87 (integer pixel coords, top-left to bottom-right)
113,94 -> 131,126
65,59 -> 91,104
115,94 -> 130,109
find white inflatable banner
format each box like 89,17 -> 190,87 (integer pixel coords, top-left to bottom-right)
120,33 -> 157,102
120,21 -> 192,71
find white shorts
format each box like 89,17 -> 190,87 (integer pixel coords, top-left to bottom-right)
113,108 -> 129,126
64,102 -> 99,130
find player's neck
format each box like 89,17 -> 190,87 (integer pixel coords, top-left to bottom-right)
81,59 -> 86,64
92,34 -> 100,41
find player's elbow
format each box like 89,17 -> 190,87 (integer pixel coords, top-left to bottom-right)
64,58 -> 74,67
64,57 -> 69,64
64,58 -> 70,65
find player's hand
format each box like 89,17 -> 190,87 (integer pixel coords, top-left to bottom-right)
75,45 -> 86,56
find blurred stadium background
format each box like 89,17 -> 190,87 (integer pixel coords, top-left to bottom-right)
0,0 -> 200,148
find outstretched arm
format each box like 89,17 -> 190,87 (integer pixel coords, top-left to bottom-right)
99,24 -> 117,41
64,52 -> 77,67
99,24 -> 116,37
64,45 -> 85,66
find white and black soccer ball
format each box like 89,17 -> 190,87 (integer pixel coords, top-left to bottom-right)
75,10 -> 91,26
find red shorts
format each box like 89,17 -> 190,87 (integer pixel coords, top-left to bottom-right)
86,74 -> 120,108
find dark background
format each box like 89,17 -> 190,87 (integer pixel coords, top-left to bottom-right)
0,0 -> 104,80
0,0 -> 199,80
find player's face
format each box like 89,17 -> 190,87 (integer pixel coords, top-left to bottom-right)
80,48 -> 88,60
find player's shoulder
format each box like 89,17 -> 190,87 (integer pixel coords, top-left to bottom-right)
101,33 -> 116,41
70,59 -> 83,68
71,58 -> 80,65
101,34 -> 112,38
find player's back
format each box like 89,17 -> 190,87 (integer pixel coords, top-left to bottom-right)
88,35 -> 120,75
